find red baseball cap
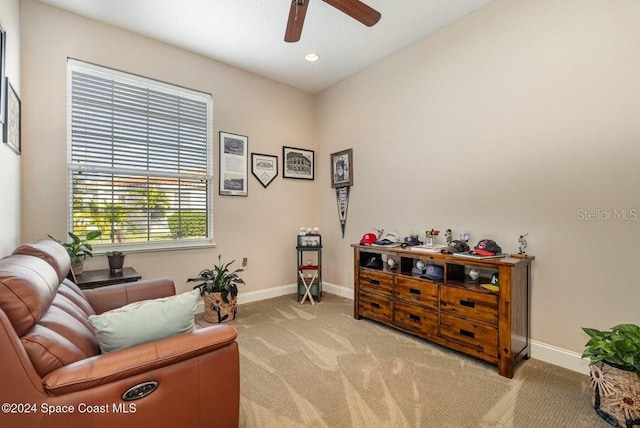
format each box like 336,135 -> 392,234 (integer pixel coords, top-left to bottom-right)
360,233 -> 377,245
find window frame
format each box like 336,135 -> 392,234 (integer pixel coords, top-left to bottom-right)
66,59 -> 215,253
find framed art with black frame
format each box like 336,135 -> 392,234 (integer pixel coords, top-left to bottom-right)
0,22 -> 6,126
251,153 -> 278,188
3,78 -> 20,155
283,146 -> 314,180
219,131 -> 248,196
331,148 -> 353,188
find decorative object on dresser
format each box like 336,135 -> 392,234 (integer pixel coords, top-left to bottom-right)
188,255 -> 245,323
353,243 -> 534,378
48,230 -> 102,277
582,324 -> 640,427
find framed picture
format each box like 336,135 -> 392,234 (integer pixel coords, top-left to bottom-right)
251,153 -> 278,188
219,131 -> 248,196
283,146 -> 314,180
331,148 -> 353,187
0,22 -> 6,125
3,78 -> 20,155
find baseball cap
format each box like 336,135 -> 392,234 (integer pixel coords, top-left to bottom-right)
402,236 -> 423,247
421,264 -> 444,281
441,240 -> 470,254
374,232 -> 400,246
364,255 -> 383,269
482,272 -> 499,292
473,239 -> 502,256
360,233 -> 377,245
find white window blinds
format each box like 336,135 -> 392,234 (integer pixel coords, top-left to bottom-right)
67,59 -> 213,250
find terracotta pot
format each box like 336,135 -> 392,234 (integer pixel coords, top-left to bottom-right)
203,292 -> 237,323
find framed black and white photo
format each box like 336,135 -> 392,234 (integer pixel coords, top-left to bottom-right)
331,148 -> 353,188
219,131 -> 248,196
251,153 -> 278,188
0,22 -> 6,125
283,146 -> 314,180
3,78 -> 20,155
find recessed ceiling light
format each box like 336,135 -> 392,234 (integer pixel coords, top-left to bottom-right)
305,53 -> 319,62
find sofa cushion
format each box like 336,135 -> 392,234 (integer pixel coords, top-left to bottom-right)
0,255 -> 59,336
88,289 -> 199,352
22,325 -> 89,377
12,239 -> 71,284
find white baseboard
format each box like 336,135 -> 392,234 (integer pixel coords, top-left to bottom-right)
197,282 -> 588,375
530,339 -> 590,375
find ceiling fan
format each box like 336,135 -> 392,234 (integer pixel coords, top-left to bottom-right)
285,0 -> 382,43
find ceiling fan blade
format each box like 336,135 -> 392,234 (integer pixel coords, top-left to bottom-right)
285,0 -> 310,43
322,0 -> 381,27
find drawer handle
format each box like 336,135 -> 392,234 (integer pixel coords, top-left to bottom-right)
369,279 -> 380,285
460,329 -> 475,339
460,300 -> 475,308
409,314 -> 421,323
371,302 -> 380,309
409,288 -> 421,295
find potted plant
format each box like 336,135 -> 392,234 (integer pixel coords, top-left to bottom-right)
188,255 -> 245,323
49,231 -> 102,276
105,251 -> 126,274
582,324 -> 640,427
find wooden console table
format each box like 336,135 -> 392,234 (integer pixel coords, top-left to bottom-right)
74,267 -> 141,289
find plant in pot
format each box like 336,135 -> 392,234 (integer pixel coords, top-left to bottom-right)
105,251 -> 126,274
188,255 -> 245,323
48,230 -> 102,276
582,324 -> 640,427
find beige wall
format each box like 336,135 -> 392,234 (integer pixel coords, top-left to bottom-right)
20,0 -> 317,294
0,0 -> 21,255
316,0 -> 640,354
17,0 -> 640,357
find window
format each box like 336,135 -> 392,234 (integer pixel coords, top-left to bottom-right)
67,59 -> 213,252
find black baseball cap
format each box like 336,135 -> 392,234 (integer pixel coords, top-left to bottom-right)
473,239 -> 502,256
441,240 -> 470,254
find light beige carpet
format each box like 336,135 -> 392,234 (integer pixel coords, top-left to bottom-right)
197,293 -> 608,428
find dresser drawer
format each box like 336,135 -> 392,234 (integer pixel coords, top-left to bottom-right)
440,286 -> 498,326
359,269 -> 394,296
394,301 -> 437,336
440,314 -> 498,358
359,290 -> 393,323
395,276 -> 438,308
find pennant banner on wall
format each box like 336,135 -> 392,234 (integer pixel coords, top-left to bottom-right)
336,186 -> 350,238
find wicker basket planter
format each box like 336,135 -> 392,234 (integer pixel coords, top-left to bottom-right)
589,362 -> 640,427
203,292 -> 237,323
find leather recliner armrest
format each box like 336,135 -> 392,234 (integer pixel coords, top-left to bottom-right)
43,324 -> 237,395
82,278 -> 176,314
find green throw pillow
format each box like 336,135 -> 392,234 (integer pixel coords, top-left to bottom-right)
89,289 -> 199,352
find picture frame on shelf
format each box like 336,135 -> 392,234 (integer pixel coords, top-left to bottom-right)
3,78 -> 20,155
283,146 -> 314,180
219,131 -> 248,196
251,153 -> 278,188
330,148 -> 353,188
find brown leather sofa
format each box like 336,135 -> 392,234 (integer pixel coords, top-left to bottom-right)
0,240 -> 240,428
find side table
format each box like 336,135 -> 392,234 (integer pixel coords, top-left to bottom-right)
73,267 -> 142,289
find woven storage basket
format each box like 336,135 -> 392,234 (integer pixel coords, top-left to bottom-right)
590,362 -> 640,427
203,292 -> 237,323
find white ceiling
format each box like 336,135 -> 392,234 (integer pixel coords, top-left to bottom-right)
37,0 -> 494,93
